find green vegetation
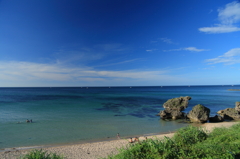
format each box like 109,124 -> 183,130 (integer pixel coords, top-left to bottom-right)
20,149 -> 64,159
106,124 -> 240,159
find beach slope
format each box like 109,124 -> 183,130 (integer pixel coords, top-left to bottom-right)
0,121 -> 238,159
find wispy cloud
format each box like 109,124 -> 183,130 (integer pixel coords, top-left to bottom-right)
209,9 -> 213,14
164,47 -> 209,52
94,43 -> 127,52
184,47 -> 209,52
0,61 -> 176,86
199,1 -> 240,33
205,48 -> 240,64
54,43 -> 130,65
146,49 -> 158,52
95,58 -> 142,67
160,38 -> 174,44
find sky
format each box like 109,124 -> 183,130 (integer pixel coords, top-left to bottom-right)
0,0 -> 240,87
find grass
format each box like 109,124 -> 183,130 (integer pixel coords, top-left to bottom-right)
20,149 -> 64,159
105,124 -> 240,159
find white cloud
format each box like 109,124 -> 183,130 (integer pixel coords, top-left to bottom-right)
205,48 -> 240,64
218,1 -> 240,25
146,49 -> 158,52
0,61 -> 177,86
184,47 -> 208,52
199,1 -> 240,33
199,25 -> 240,33
164,47 -> 209,52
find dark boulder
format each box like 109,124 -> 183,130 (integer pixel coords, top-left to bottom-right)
209,115 -> 224,122
217,108 -> 240,120
235,102 -> 240,112
159,109 -> 185,120
159,96 -> 191,120
187,104 -> 210,123
163,96 -> 191,111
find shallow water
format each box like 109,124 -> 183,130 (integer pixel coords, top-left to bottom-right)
0,86 -> 239,149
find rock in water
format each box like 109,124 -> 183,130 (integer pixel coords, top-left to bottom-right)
235,102 -> 240,112
159,96 -> 191,120
159,109 -> 185,120
209,115 -> 224,122
163,96 -> 191,111
187,104 -> 210,123
217,108 -> 240,120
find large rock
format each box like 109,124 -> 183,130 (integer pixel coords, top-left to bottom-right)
163,96 -> 191,111
217,108 -> 240,120
187,104 -> 210,123
159,109 -> 185,120
209,115 -> 224,122
159,96 -> 191,120
235,102 -> 240,112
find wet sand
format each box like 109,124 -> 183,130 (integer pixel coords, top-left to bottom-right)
0,121 -> 238,159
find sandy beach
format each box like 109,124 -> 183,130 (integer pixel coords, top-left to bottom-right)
0,121 -> 238,159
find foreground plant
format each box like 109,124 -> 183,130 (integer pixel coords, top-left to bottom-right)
20,149 -> 64,159
106,124 -> 240,159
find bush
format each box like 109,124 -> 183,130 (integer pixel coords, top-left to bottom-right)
173,125 -> 207,147
20,149 -> 64,159
106,124 -> 240,159
108,137 -> 179,159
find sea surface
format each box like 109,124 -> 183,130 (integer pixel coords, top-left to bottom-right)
0,85 -> 240,149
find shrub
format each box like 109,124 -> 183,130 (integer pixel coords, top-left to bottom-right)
108,137 -> 179,159
173,125 -> 207,147
20,149 -> 64,159
106,124 -> 240,159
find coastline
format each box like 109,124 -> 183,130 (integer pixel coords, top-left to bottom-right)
0,121 -> 239,159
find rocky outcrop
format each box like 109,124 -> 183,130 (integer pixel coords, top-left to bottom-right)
209,115 -> 224,122
158,96 -> 191,120
158,96 -> 240,122
235,102 -> 240,112
217,108 -> 240,120
163,96 -> 191,111
187,104 -> 210,123
159,109 -> 185,120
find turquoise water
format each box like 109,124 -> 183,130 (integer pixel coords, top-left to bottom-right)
0,86 -> 240,149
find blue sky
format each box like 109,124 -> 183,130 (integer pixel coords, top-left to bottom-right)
0,0 -> 240,87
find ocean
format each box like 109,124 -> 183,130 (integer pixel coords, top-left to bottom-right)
0,85 -> 240,149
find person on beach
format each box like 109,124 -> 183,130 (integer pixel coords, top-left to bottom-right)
117,133 -> 120,139
134,137 -> 139,142
129,138 -> 134,143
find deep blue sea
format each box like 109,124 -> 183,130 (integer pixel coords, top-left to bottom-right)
0,85 -> 240,149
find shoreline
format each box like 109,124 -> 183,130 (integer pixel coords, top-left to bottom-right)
0,121 -> 239,159
0,130 -> 178,152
